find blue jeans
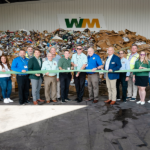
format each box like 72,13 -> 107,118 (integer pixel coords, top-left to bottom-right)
0,77 -> 12,98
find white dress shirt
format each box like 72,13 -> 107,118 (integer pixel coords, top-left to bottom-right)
105,54 -> 113,70
0,63 -> 11,77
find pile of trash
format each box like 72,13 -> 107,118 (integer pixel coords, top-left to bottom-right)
0,28 -> 150,61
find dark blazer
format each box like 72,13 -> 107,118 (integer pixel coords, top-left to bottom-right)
104,55 -> 122,80
28,57 -> 43,80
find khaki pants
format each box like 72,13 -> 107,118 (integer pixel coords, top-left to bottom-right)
50,81 -> 60,99
106,73 -> 117,101
127,74 -> 137,98
44,76 -> 57,101
88,73 -> 99,100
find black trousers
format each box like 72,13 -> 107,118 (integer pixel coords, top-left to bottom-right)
116,73 -> 128,102
17,75 -> 30,104
59,73 -> 71,101
74,72 -> 86,100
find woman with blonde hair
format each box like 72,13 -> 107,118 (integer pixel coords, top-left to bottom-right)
133,51 -> 150,105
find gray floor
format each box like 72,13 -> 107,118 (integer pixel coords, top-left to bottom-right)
0,86 -> 150,150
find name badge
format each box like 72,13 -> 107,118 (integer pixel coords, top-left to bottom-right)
68,67 -> 70,70
54,63 -> 56,65
111,62 -> 115,64
93,57 -> 95,60
24,66 -> 28,68
122,62 -> 125,64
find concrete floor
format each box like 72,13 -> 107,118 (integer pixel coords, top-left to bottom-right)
0,86 -> 150,150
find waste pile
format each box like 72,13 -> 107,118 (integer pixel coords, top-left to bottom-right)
0,28 -> 150,63
1,28 -> 150,89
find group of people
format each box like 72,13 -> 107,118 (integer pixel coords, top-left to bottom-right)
104,44 -> 150,105
0,44 -> 150,105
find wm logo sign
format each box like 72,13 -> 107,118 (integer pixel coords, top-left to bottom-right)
65,18 -> 100,28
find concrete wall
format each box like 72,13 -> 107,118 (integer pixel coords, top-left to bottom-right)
0,0 -> 150,38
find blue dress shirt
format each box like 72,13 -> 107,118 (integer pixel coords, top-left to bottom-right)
86,54 -> 103,74
11,57 -> 29,75
120,57 -> 130,76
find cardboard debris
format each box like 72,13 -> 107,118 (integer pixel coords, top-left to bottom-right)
0,28 -> 150,62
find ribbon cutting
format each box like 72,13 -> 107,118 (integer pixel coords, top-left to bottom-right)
0,68 -> 150,74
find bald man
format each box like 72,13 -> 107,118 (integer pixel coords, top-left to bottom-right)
86,48 -> 103,103
104,47 -> 122,105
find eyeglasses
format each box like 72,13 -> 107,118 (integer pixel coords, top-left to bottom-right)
119,53 -> 124,54
140,54 -> 145,56
76,48 -> 82,50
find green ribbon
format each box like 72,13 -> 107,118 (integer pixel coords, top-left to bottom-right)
0,68 -> 150,74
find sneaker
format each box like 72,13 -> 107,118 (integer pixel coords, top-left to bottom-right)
148,100 -> 150,103
65,98 -> 71,101
7,98 -> 14,103
116,99 -> 121,101
141,101 -> 145,105
130,98 -> 136,101
136,101 -> 141,104
4,98 -> 9,104
25,100 -> 31,103
126,97 -> 131,100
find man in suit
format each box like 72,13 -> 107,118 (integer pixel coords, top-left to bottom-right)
28,49 -> 45,105
104,47 -> 122,105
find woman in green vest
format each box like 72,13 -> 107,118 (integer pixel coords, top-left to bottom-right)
133,51 -> 150,105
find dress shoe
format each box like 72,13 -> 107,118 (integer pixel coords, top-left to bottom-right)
57,98 -> 61,101
77,99 -> 82,103
74,98 -> 78,101
37,99 -> 45,102
52,100 -> 57,102
104,99 -> 112,103
33,101 -> 38,105
20,103 -> 26,105
46,100 -> 50,103
110,101 -> 116,105
93,100 -> 98,103
86,98 -> 93,101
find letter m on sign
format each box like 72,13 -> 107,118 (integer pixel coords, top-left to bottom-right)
82,19 -> 100,28
65,18 -> 83,28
